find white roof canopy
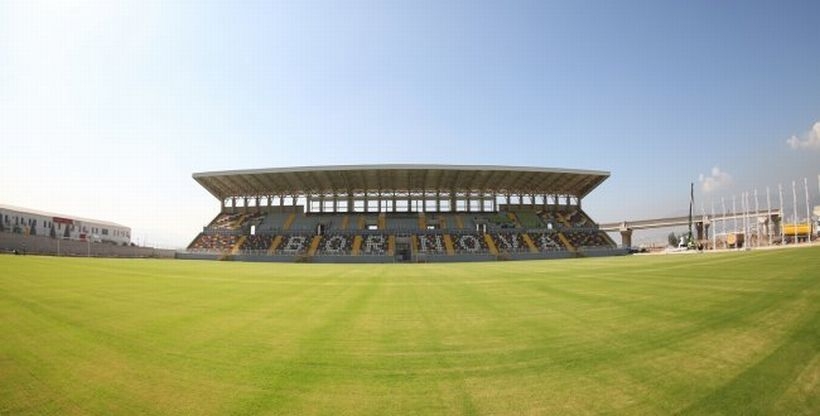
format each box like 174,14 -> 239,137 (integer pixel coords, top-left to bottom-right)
193,164 -> 610,200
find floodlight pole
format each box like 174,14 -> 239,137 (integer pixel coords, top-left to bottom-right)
766,187 -> 772,246
721,197 -> 727,249
754,189 -> 760,248
688,183 -> 694,248
732,195 -> 737,235
805,177 -> 811,245
711,200 -> 716,250
740,192 -> 751,250
779,184 -> 784,243
793,181 -> 798,244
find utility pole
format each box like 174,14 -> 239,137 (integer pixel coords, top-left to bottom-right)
766,187 -> 772,246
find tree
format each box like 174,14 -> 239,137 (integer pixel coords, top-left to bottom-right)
64,225 -> 71,238
668,232 -> 678,247
50,224 -> 57,239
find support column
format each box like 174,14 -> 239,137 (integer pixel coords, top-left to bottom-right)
619,222 -> 633,248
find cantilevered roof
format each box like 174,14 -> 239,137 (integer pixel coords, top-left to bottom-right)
193,164 -> 610,200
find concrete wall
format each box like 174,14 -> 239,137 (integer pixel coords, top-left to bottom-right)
0,232 -> 174,258
175,248 -> 629,264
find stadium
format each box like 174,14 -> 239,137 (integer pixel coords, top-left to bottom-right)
182,164 -> 626,262
3,2 -> 820,414
2,166 -> 818,415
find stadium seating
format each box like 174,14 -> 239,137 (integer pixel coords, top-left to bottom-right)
276,234 -> 311,255
450,232 -> 489,254
188,233 -> 239,252
537,210 -> 561,228
492,232 -> 528,252
511,210 -> 543,229
563,230 -> 612,248
565,209 -> 592,228
317,233 -> 354,255
387,215 -> 419,231
192,205 -> 615,260
360,234 -> 388,255
242,234 -> 272,251
485,213 -> 515,229
528,232 -> 565,251
208,213 -> 243,230
417,233 -> 447,254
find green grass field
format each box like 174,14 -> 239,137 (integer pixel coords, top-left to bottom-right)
1,248 -> 818,415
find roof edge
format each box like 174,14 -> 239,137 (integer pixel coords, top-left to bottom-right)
193,164 -> 610,178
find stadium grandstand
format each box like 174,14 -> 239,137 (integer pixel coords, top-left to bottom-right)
182,165 -> 626,262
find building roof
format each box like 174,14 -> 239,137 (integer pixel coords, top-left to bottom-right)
0,204 -> 130,229
193,164 -> 610,200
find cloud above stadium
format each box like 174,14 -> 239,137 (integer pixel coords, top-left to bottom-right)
786,121 -> 820,150
699,166 -> 733,193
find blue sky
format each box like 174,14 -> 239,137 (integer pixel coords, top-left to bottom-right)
1,0 -> 818,248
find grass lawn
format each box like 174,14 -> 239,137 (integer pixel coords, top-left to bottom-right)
1,247 -> 818,415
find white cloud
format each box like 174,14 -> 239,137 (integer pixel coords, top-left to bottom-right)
786,122 -> 820,150
698,166 -> 733,193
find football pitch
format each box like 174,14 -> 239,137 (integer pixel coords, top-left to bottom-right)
1,247 -> 818,415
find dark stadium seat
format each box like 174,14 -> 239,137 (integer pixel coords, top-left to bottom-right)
277,234 -> 311,255
189,233 -> 239,252
241,234 -> 272,251
417,233 -> 447,254
451,232 -> 489,254
529,232 -> 565,251
360,234 -> 387,255
493,232 -> 527,252
317,233 -> 354,255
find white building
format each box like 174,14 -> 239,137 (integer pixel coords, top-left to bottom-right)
0,204 -> 131,245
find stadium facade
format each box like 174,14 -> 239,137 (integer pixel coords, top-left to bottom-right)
183,164 -> 626,262
0,204 -> 131,245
